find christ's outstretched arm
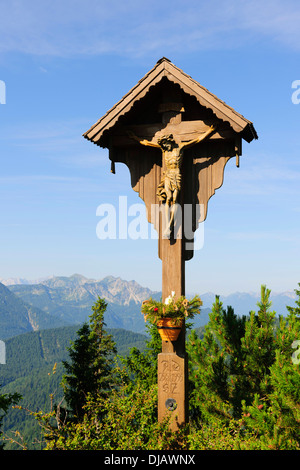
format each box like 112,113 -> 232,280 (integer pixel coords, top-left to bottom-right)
180,124 -> 217,150
127,130 -> 160,148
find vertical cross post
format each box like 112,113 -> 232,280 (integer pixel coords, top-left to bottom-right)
158,236 -> 188,430
157,98 -> 188,430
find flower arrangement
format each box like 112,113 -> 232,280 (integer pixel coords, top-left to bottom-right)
141,291 -> 202,326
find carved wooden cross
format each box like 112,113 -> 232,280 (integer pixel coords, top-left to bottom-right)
84,57 -> 257,429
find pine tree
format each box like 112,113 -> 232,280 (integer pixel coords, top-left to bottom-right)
62,297 -> 116,421
188,285 -> 279,423
62,323 -> 95,420
89,298 -> 117,391
239,285 -> 276,401
187,284 -> 300,449
240,287 -> 300,449
188,296 -> 247,424
286,283 -> 300,319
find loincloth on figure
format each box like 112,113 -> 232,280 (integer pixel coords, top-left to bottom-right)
157,168 -> 181,203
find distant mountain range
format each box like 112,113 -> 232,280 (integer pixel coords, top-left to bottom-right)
0,276 -> 53,286
0,274 -> 160,339
0,282 -> 66,339
199,290 -> 297,318
3,273 -> 156,305
0,274 -> 297,340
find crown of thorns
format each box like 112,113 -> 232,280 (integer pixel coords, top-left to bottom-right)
157,134 -> 175,144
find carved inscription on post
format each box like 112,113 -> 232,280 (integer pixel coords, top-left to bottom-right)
158,357 -> 183,394
158,352 -> 187,428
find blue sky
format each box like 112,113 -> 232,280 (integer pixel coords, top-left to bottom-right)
0,0 -> 299,295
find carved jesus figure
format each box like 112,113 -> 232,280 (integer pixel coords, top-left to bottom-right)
128,125 -> 216,234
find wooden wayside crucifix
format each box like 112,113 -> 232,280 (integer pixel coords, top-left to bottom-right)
83,58 -> 258,430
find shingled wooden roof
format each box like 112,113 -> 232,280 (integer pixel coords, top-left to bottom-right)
83,57 -> 258,146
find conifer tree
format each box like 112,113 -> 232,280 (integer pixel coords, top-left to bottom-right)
188,296 -> 247,423
62,297 -> 116,421
239,285 -> 276,401
188,285 -> 279,423
89,298 -> 117,390
286,283 -> 300,319
240,286 -> 300,449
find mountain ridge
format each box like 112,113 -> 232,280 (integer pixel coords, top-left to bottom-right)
6,275 -> 160,335
3,273 -> 297,302
0,282 -> 68,340
1,274 -> 298,339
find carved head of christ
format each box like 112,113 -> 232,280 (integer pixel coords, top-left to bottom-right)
157,134 -> 178,151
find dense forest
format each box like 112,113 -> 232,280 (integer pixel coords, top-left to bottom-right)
0,285 -> 300,450
0,323 -> 148,449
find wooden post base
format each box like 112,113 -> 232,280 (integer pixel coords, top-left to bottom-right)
157,351 -> 188,431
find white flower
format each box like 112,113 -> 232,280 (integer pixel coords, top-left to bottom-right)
165,291 -> 175,305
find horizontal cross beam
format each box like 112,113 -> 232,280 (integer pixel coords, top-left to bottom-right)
110,121 -> 236,147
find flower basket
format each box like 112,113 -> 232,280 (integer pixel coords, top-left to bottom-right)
156,318 -> 183,341
141,292 -> 202,341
